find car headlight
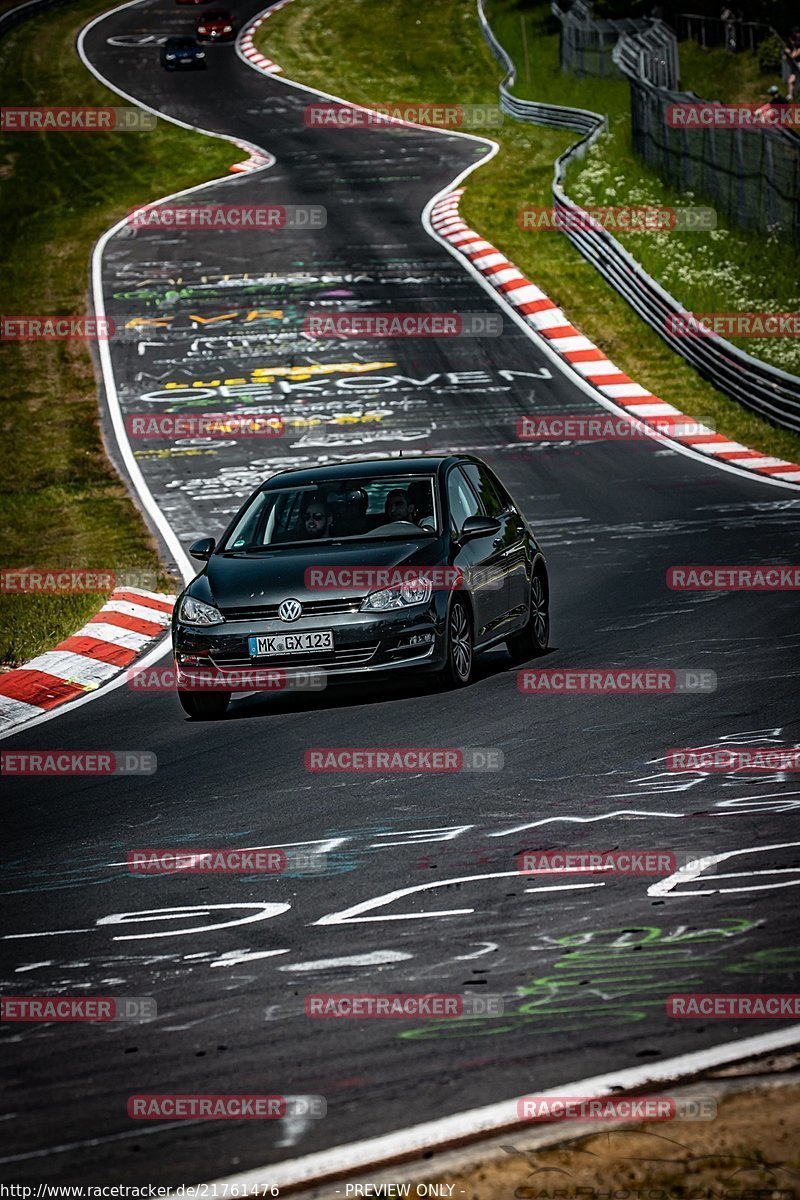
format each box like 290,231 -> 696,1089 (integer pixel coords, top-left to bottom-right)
223,24 -> 232,30
197,50 -> 205,56
360,576 -> 432,612
166,52 -> 176,58
179,595 -> 224,625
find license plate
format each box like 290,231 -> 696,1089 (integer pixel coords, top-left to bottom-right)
249,630 -> 333,656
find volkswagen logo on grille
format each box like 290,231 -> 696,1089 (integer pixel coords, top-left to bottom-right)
278,598 -> 303,622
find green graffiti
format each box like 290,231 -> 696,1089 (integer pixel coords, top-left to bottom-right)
400,919 -> 762,1041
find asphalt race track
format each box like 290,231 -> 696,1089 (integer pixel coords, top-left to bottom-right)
2,0 -> 800,1185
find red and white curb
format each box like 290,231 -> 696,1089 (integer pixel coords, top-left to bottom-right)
0,588 -> 174,734
229,138 -> 273,174
430,190 -> 800,484
238,0 -> 295,75
232,0 -> 295,167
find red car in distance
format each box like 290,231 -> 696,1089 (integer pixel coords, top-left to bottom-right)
195,9 -> 236,39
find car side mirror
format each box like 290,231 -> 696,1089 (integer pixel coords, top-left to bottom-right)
459,515 -> 501,543
189,537 -> 216,561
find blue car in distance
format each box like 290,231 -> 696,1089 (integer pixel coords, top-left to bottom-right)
161,36 -> 206,69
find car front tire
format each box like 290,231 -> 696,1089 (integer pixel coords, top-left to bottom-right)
178,689 -> 230,719
436,597 -> 473,688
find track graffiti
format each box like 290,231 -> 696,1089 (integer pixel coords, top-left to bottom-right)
399,919 -> 765,1040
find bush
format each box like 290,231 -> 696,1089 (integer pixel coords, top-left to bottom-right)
757,32 -> 783,75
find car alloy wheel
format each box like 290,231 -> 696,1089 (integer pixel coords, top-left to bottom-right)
444,597 -> 473,687
507,570 -> 549,662
530,573 -> 548,650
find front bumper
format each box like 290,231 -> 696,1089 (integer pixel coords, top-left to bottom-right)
172,599 -> 447,690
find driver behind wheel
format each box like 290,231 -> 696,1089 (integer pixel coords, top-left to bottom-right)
384,488 -> 414,523
302,494 -> 332,539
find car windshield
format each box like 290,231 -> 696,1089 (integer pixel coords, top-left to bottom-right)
203,12 -> 229,19
169,37 -> 196,46
223,474 -> 440,549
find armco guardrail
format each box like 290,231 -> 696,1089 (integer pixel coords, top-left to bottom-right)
478,0 -> 601,139
553,0 -> 657,80
476,0 -> 800,433
612,19 -> 680,91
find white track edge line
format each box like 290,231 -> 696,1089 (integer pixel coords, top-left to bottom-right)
203,1024 -> 800,1190
58,6 -> 800,1187
0,636 -> 173,743
0,0 -> 278,741
235,3 -> 800,492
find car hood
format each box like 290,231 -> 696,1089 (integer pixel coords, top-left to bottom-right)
202,538 -> 444,607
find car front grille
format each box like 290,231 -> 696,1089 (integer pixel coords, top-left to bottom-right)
220,598 -> 362,621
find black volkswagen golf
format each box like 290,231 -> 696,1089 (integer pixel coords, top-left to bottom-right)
172,455 -> 548,717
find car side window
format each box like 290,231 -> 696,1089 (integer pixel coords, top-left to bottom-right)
462,463 -> 506,517
447,467 -> 482,535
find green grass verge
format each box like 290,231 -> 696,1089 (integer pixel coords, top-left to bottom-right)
0,0 -> 236,666
255,0 -> 800,468
491,1 -> 799,376
678,38 -> 783,105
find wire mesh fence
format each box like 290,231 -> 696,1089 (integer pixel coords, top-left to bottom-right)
553,0 -> 654,78
614,27 -> 800,241
672,12 -> 777,55
476,0 -> 800,433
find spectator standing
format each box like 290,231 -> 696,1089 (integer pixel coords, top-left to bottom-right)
784,27 -> 800,101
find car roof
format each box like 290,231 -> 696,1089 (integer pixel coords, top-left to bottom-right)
261,455 -> 476,489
